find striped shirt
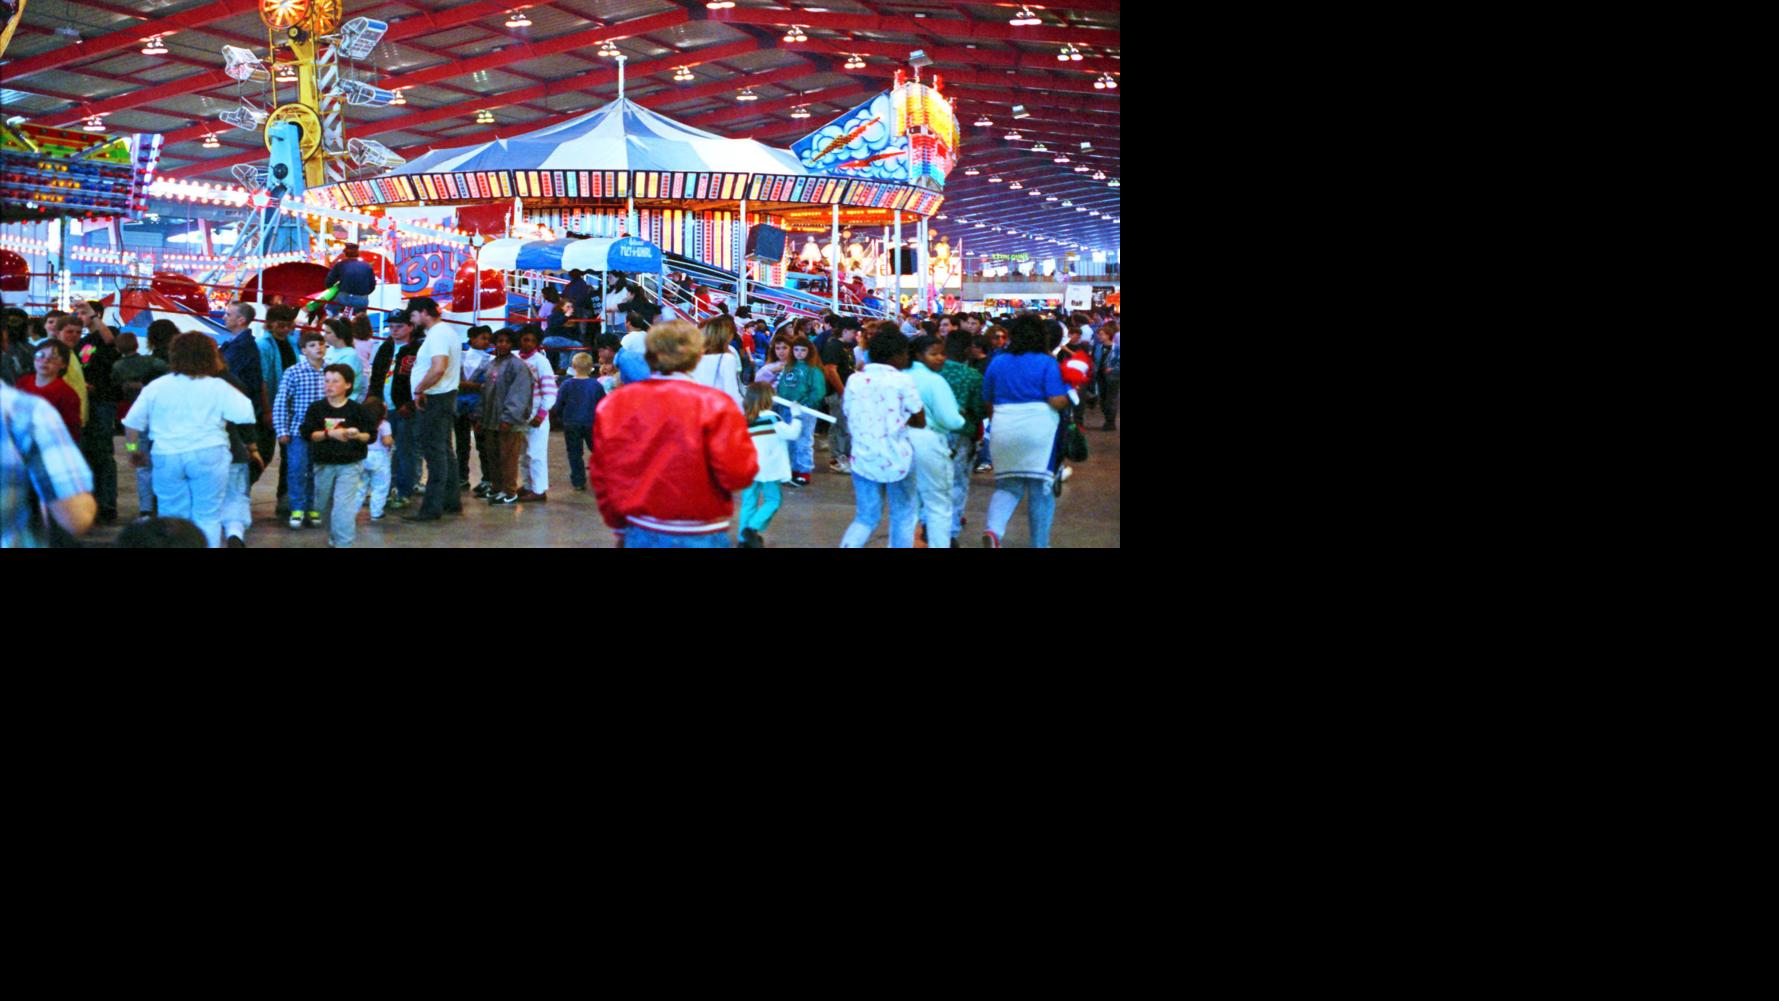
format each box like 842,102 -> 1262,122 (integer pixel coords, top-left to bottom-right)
272,361 -> 329,438
520,350 -> 558,421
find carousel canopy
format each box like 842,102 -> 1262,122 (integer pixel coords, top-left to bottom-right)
391,98 -> 806,179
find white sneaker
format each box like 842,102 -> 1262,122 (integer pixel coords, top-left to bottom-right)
288,514 -> 305,529
1060,465 -> 1073,482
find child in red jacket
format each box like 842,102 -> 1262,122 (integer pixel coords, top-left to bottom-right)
589,320 -> 758,548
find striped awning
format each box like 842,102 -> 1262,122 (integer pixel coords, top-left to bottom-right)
395,98 -> 806,177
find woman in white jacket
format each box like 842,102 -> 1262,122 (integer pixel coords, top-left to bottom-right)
735,382 -> 800,548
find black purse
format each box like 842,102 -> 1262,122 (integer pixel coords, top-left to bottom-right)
1065,421 -> 1089,462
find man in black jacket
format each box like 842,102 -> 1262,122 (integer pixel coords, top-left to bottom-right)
368,309 -> 425,508
324,244 -> 378,316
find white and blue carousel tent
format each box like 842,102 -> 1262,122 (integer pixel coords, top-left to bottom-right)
476,235 -> 663,273
391,98 -> 808,178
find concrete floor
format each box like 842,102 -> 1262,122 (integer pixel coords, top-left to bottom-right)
85,421 -> 1121,548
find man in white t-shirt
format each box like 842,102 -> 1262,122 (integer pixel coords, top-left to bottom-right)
403,296 -> 463,522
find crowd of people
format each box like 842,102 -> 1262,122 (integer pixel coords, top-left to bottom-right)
1,288 -> 1120,549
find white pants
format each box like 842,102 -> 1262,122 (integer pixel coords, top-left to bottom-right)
359,449 -> 391,516
522,416 -> 550,493
909,427 -> 953,549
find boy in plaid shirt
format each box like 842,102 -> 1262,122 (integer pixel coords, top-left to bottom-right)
273,331 -> 329,529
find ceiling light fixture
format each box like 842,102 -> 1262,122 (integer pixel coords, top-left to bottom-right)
963,167 -> 979,176
83,115 -> 107,132
1107,178 -> 1120,187
1009,6 -> 1041,26
1057,44 -> 1083,62
276,62 -> 297,82
790,104 -> 810,119
390,88 -> 407,105
1030,142 -> 1048,152
505,10 -> 531,28
1094,73 -> 1118,90
1004,131 -> 1022,141
1074,165 -> 1089,172
706,1 -> 735,8
674,65 -> 695,82
141,34 -> 169,56
476,109 -> 495,124
974,115 -> 992,127
844,53 -> 866,70
1053,154 -> 1069,163
737,88 -> 758,102
988,175 -> 1002,183
598,39 -> 621,58
783,25 -> 808,42
1008,181 -> 1022,190
201,130 -> 221,149
1092,170 -> 1106,180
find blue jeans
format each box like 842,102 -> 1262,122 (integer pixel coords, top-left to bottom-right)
563,425 -> 592,489
738,481 -> 783,535
328,293 -> 370,315
390,410 -> 418,498
151,444 -> 231,548
283,434 -> 315,514
985,476 -> 1056,548
222,462 -> 252,538
948,431 -> 974,536
416,391 -> 459,516
624,525 -> 732,548
840,470 -> 918,548
776,405 -> 816,474
135,438 -> 156,514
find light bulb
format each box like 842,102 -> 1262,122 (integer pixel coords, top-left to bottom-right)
202,132 -> 221,149
791,105 -> 809,119
1074,165 -> 1088,172
141,35 -> 168,56
1107,179 -> 1119,187
974,116 -> 992,127
737,88 -> 757,101
988,176 -> 1002,183
674,66 -> 694,81
1004,131 -> 1022,141
706,1 -> 734,8
963,167 -> 979,176
505,12 -> 531,28
83,116 -> 106,132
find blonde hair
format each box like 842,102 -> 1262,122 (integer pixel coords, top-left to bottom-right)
700,313 -> 737,355
645,319 -> 703,374
743,381 -> 777,423
570,351 -> 593,374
